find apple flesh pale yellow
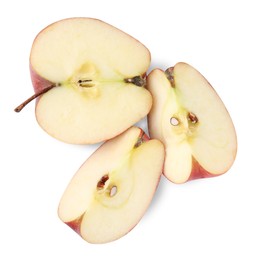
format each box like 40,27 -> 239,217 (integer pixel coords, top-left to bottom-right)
147,62 -> 237,184
15,18 -> 152,144
58,126 -> 165,244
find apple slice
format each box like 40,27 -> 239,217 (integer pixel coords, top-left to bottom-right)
58,126 -> 164,244
15,18 -> 152,144
147,62 -> 237,184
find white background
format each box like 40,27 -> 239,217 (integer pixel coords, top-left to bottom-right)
1,0 -> 255,259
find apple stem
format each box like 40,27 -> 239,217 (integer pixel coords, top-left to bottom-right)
134,132 -> 146,148
14,84 -> 57,113
165,67 -> 175,87
124,76 -> 145,87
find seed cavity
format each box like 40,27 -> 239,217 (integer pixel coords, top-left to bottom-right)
170,117 -> 180,126
97,174 -> 109,190
78,79 -> 94,88
188,112 -> 198,124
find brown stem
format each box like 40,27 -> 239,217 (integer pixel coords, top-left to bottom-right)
124,76 -> 145,87
14,84 -> 57,113
165,67 -> 175,87
134,132 -> 146,148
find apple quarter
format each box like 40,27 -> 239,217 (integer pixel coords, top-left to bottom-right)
58,127 -> 165,243
147,62 -> 237,183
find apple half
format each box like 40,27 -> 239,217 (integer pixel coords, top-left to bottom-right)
58,126 -> 164,244
147,62 -> 237,184
15,18 -> 152,144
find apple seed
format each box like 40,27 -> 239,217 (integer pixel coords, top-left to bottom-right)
78,79 -> 94,88
170,117 -> 180,126
97,174 -> 109,190
188,112 -> 198,124
109,186 -> 117,197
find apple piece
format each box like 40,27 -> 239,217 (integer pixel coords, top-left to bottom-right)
147,62 -> 237,184
58,126 -> 164,244
15,18 -> 152,144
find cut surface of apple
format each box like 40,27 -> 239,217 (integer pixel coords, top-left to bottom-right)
147,62 -> 237,184
27,18 -> 152,144
58,127 -> 164,244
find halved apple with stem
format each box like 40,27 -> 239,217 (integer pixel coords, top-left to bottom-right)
147,62 -> 237,184
15,18 -> 152,144
58,126 -> 164,244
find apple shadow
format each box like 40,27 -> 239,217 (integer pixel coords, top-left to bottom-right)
147,59 -> 176,74
143,175 -> 170,220
143,174 -> 204,222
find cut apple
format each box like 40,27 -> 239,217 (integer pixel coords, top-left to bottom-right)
147,62 -> 237,184
15,18 -> 152,144
58,126 -> 164,244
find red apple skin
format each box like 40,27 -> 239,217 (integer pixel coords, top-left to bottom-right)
148,126 -> 228,183
188,157 -> 220,181
30,65 -> 55,101
161,156 -> 224,184
65,214 -> 84,235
